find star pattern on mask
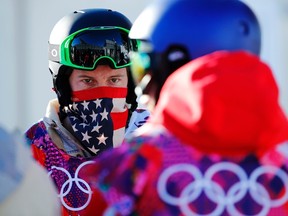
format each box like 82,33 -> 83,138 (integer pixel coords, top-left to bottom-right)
80,113 -> 87,122
66,97 -> 115,156
72,124 -> 78,132
100,108 -> 109,121
81,131 -> 92,143
72,102 -> 78,111
97,133 -> 108,145
91,123 -> 102,133
82,101 -> 90,110
94,99 -> 102,108
89,145 -> 101,155
90,111 -> 98,122
70,116 -> 78,121
79,122 -> 87,128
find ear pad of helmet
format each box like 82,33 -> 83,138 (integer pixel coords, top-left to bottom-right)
150,45 -> 190,101
165,46 -> 190,77
53,66 -> 73,107
126,67 -> 138,112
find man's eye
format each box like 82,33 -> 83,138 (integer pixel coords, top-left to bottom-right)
83,79 -> 92,83
110,78 -> 119,83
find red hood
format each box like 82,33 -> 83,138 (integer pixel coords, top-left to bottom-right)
149,51 -> 288,157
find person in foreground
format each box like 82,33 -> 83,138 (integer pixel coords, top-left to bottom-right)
80,0 -> 288,215
82,50 -> 288,216
0,126 -> 60,216
25,8 -> 149,215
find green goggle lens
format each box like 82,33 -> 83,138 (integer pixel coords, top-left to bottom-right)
49,26 -> 137,70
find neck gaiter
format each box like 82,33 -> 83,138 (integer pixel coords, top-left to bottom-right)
62,86 -> 129,156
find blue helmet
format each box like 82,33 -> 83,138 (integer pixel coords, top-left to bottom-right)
129,0 -> 261,98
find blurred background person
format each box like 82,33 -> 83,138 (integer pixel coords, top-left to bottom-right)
0,126 -> 60,216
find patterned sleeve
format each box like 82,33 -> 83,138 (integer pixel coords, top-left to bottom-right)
80,138 -> 162,215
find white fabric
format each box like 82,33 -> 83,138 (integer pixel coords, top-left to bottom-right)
125,109 -> 150,136
0,161 -> 60,216
0,126 -> 60,215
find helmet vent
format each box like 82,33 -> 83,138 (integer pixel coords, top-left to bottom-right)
239,21 -> 249,36
168,50 -> 186,62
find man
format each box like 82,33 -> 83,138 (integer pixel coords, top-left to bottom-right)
81,0 -> 288,215
25,8 -> 149,215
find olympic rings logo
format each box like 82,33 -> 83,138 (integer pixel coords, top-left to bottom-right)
48,161 -> 95,212
157,162 -> 288,216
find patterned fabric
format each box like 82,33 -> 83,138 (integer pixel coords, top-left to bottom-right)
25,106 -> 149,216
82,125 -> 288,216
63,86 -> 129,155
80,51 -> 288,216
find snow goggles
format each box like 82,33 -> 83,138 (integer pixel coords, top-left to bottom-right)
130,41 -> 190,85
130,51 -> 152,84
49,26 -> 137,70
129,41 -> 155,84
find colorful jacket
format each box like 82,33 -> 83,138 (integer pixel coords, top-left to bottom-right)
81,51 -> 288,216
25,99 -> 149,216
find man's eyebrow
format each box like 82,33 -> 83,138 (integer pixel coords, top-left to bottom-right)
77,74 -> 93,78
110,74 -> 125,77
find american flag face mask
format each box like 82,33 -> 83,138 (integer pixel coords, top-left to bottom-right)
63,86 -> 129,155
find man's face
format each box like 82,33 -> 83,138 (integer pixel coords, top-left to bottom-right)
69,65 -> 128,91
